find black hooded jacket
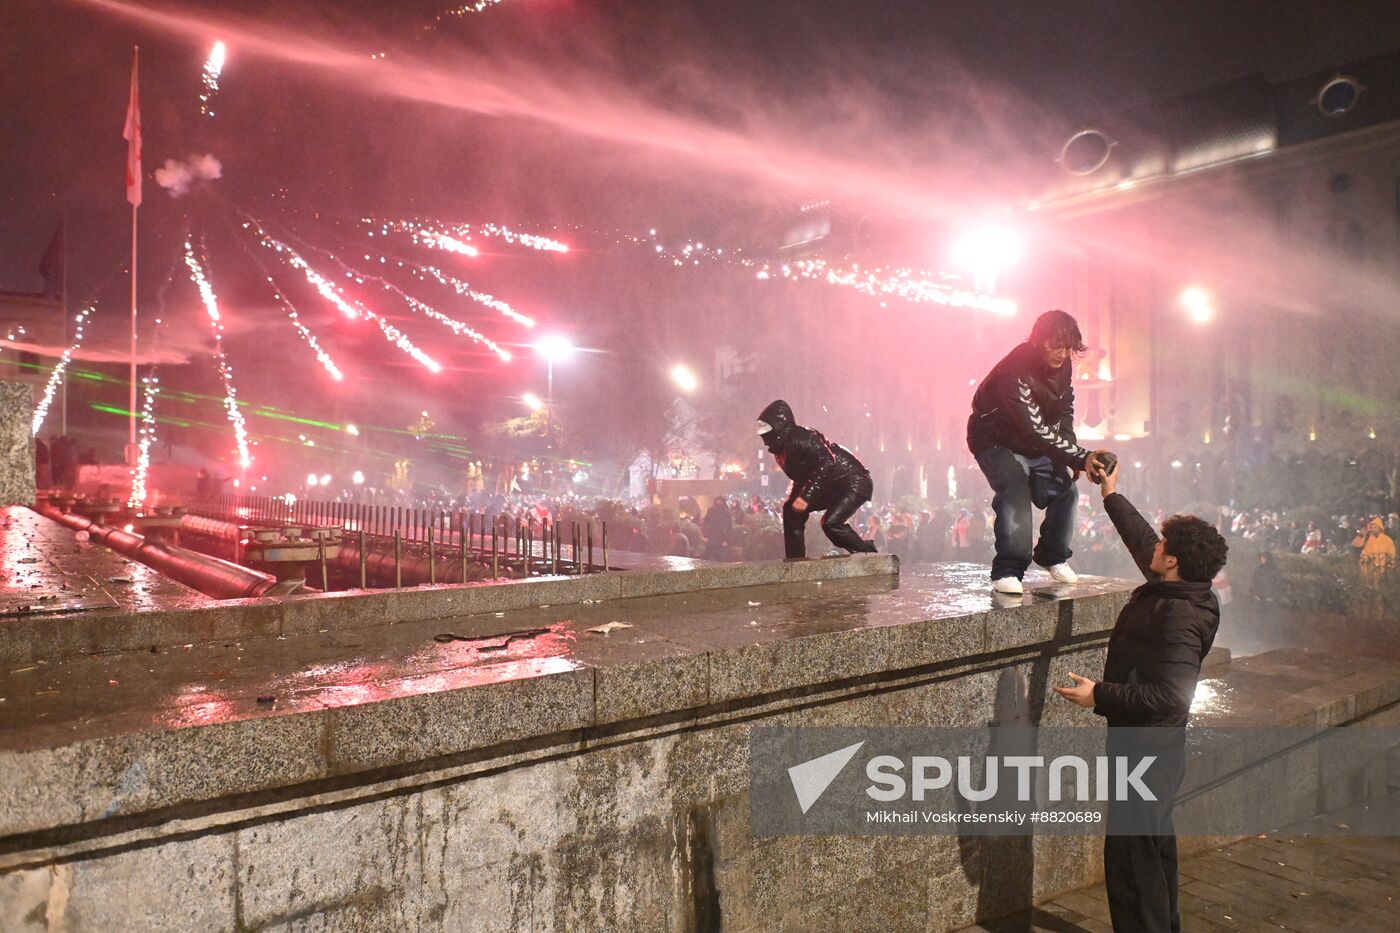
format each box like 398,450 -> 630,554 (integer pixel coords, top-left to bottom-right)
757,400 -> 868,504
1093,493 -> 1221,728
967,341 -> 1090,471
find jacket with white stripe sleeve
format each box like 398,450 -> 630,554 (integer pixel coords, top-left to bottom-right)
966,341 -> 1090,471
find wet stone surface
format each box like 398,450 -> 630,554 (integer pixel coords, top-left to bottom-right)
0,506 -> 211,620
0,557 -> 1125,751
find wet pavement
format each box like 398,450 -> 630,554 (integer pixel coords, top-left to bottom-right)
0,506 -> 213,620
0,561 -> 1125,752
961,792 -> 1400,932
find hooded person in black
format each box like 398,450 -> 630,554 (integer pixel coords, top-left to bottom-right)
756,400 -> 877,559
1054,460 -> 1227,933
968,309 -> 1112,594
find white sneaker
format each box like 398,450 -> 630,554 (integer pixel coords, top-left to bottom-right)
992,576 -> 1023,595
1046,563 -> 1079,585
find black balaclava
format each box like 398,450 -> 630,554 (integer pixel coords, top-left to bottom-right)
757,399 -> 796,454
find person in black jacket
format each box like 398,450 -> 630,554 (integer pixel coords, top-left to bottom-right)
1054,460 -> 1227,933
756,400 -> 877,559
968,310 -> 1112,594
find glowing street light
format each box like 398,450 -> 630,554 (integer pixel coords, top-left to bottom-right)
345,423 -> 360,436
320,474 -> 332,486
1179,286 -> 1215,323
534,335 -> 577,449
523,392 -> 544,412
949,227 -> 1023,293
352,470 -> 366,485
306,473 -> 319,487
535,334 -> 576,364
670,364 -> 699,393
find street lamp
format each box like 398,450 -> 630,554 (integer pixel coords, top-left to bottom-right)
534,335 -> 576,449
670,364 -> 699,394
1179,286 -> 1215,323
949,226 -> 1023,294
523,392 -> 544,412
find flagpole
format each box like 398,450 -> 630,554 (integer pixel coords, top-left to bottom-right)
60,212 -> 69,436
129,194 -> 138,460
127,46 -> 140,466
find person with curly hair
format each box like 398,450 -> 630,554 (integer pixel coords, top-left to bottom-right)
1054,459 -> 1228,933
967,309 -> 1114,595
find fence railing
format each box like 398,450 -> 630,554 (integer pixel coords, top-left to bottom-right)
189,494 -> 608,577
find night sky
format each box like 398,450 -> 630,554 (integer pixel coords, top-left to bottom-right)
4,0 -> 1399,479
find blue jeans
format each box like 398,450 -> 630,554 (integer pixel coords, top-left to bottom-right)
974,447 -> 1077,580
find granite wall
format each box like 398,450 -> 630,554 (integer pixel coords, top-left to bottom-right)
0,596 -> 1119,932
0,382 -> 34,507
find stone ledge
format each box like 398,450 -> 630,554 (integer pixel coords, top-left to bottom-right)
0,582 -> 1128,846
0,553 -> 899,665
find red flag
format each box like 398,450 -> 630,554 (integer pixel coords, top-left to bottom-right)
40,222 -> 64,298
123,48 -> 142,207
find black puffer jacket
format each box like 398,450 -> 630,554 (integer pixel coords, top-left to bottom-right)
757,400 -> 868,505
967,341 -> 1089,471
1093,493 -> 1221,727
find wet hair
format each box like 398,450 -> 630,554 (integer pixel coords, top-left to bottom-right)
1029,309 -> 1087,356
1161,515 -> 1229,582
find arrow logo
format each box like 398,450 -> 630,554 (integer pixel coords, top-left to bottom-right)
787,741 -> 864,814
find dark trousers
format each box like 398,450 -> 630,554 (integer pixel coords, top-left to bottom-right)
1104,732 -> 1186,933
783,474 -> 876,559
973,447 -> 1077,580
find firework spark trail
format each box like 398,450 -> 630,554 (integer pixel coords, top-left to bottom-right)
358,222 -> 537,326
183,241 -> 253,467
637,232 -> 1017,315
238,230 -> 348,381
129,251 -> 183,508
474,222 -> 569,253
269,280 -> 346,380
410,226 -> 479,257
437,0 -> 507,20
78,0 -> 988,227
30,306 -> 94,437
409,263 -> 535,327
377,218 -> 567,254
250,225 -> 361,318
327,254 -> 516,360
200,40 -> 226,116
128,374 -> 160,507
247,223 -> 442,373
398,291 -> 512,361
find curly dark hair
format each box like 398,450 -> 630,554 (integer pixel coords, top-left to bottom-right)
1162,515 -> 1229,582
1029,309 -> 1088,356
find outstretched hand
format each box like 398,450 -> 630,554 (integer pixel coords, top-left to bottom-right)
1052,672 -> 1097,708
1099,459 -> 1120,496
1084,450 -> 1112,482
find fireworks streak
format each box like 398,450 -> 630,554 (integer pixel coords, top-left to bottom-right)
183,241 -> 253,466
30,305 -> 94,437
128,375 -> 160,507
364,308 -> 443,372
637,232 -> 1018,315
410,263 -> 535,327
471,222 -> 568,253
766,257 -> 1018,315
200,40 -> 226,116
247,223 -> 442,373
404,225 -> 479,257
400,293 -> 512,361
436,1 -> 507,20
253,228 -> 361,319
335,260 -> 514,361
266,278 -> 345,380
375,218 -> 567,255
